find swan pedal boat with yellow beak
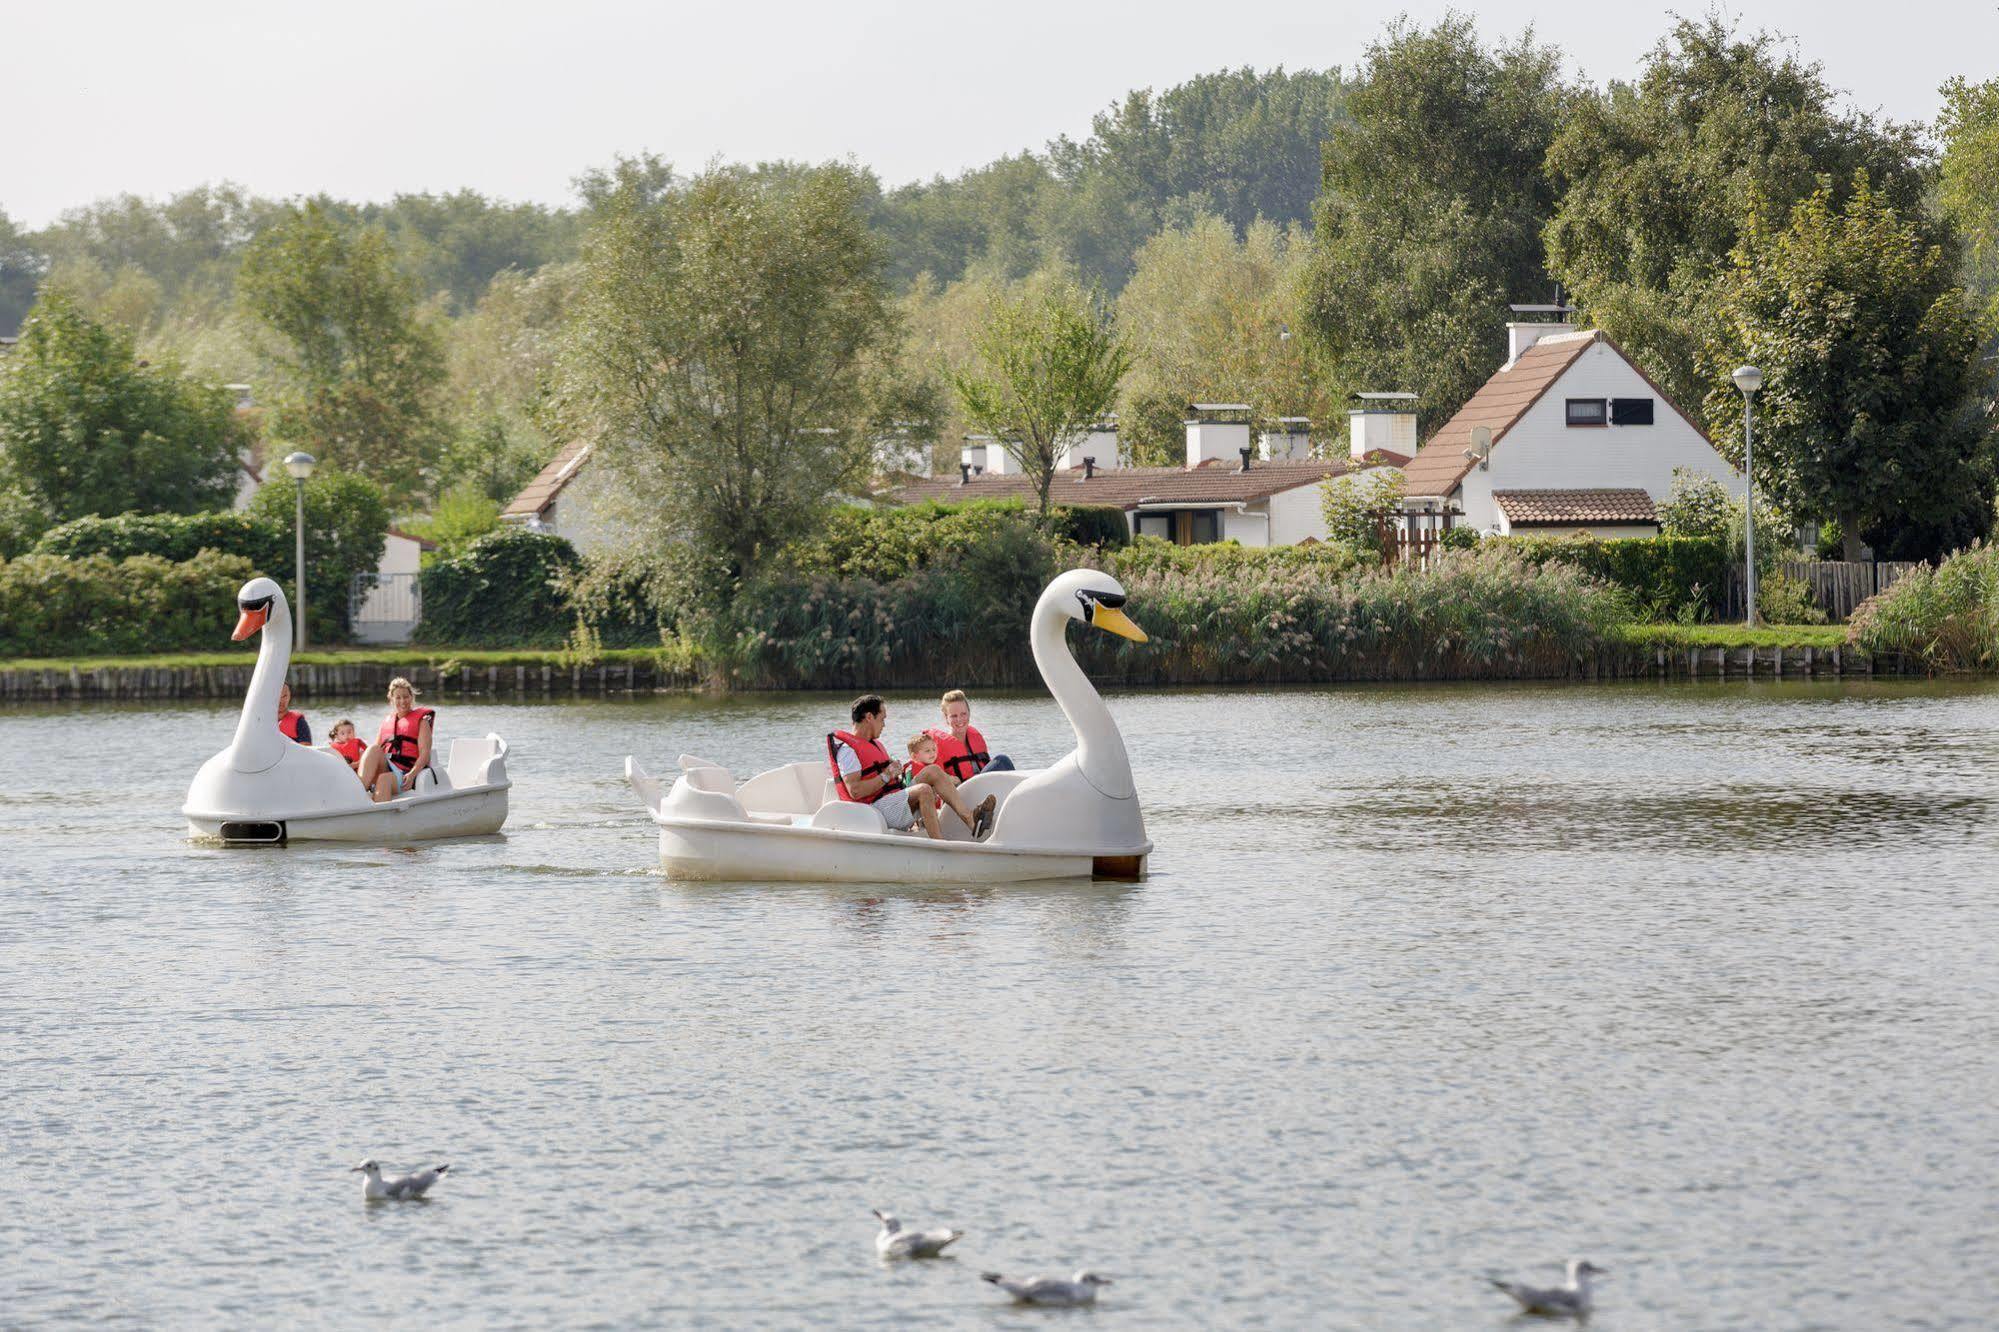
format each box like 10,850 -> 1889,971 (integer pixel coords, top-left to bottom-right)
627,569 -> 1152,883
182,577 -> 511,844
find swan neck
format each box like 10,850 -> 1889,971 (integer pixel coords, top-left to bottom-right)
230,597 -> 291,769
1031,599 -> 1133,800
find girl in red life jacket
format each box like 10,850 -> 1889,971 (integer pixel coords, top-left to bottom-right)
904,734 -> 943,809
357,677 -> 434,803
327,719 -> 365,771
276,682 -> 312,746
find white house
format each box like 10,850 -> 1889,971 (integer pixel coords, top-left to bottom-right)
499,439 -> 621,558
896,405 -> 1407,547
1395,317 -> 1744,538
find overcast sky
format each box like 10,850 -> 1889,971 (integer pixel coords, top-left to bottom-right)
4,0 -> 1990,227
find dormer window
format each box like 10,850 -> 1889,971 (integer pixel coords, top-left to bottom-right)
1566,398 -> 1607,427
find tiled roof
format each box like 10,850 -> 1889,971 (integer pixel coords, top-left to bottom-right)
1400,331 -> 1600,498
1493,488 -> 1657,525
889,454 -> 1407,510
503,439 -> 593,518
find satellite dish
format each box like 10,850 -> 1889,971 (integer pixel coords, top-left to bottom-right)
1464,425 -> 1493,470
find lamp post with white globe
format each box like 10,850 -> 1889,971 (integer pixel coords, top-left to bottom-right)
282,451 -> 316,651
1731,366 -> 1763,625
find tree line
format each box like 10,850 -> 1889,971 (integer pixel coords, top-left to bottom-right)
2,14 -> 1996,612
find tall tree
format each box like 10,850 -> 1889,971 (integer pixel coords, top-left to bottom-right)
1545,16 -> 1928,412
439,261 -> 582,502
0,208 -> 42,337
237,201 -> 448,498
951,276 -> 1129,517
0,291 -> 243,522
1116,215 -> 1333,464
1937,76 -> 1999,409
1299,17 -> 1569,434
1701,176 -> 1993,560
561,160 -> 897,594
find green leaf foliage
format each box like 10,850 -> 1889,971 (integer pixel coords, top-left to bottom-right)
1300,16 -> 1568,433
563,162 -> 898,593
0,549 -> 257,656
1700,174 -> 1995,560
245,468 -> 390,641
416,528 -> 581,647
951,277 -> 1129,517
1545,17 -> 1929,413
0,291 -> 244,521
237,202 -> 448,499
1498,534 -> 1733,620
1848,541 -> 1999,670
35,510 -> 286,567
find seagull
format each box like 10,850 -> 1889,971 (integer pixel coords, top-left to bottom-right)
981,1270 -> 1114,1307
873,1209 -> 964,1260
351,1159 -> 450,1201
1488,1258 -> 1607,1318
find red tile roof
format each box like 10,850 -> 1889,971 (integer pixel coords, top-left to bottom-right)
890,454 -> 1406,510
1493,488 -> 1658,526
1400,332 -> 1599,498
503,439 -> 593,519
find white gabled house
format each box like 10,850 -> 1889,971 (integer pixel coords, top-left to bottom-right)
1394,314 -> 1745,538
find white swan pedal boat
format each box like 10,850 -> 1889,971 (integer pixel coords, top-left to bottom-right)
627,569 -> 1152,883
183,577 -> 511,844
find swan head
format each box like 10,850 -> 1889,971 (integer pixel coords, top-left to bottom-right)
1046,569 -> 1147,642
232,577 -> 285,641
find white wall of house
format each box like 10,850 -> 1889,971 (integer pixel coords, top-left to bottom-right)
1219,504 -> 1271,546
1265,478 -> 1340,546
540,462 -> 621,559
352,531 -> 428,644
1495,521 -> 1662,539
1454,337 -> 1744,533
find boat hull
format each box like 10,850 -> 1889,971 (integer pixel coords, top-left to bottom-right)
655,818 -> 1146,884
185,785 -> 509,843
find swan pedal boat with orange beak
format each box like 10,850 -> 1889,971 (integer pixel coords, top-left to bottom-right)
182,577 -> 510,844
626,569 -> 1152,883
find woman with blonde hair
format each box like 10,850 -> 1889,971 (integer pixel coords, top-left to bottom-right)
357,676 -> 435,802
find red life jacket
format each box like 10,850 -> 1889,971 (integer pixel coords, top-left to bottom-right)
331,735 -> 365,767
927,725 -> 989,782
278,710 -> 307,744
827,729 -> 904,803
379,707 -> 435,771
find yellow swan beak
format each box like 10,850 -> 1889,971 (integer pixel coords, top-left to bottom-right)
1090,604 -> 1148,642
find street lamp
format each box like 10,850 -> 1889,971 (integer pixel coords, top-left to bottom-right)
1731,366 -> 1763,625
282,451 -> 316,651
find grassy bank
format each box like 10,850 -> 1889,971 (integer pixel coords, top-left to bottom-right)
0,645 -> 678,673
1614,623 -> 1851,651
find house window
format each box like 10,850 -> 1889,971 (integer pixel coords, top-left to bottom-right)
1566,398 -> 1607,427
1136,513 -> 1172,541
1189,510 -> 1220,544
1610,397 -> 1654,425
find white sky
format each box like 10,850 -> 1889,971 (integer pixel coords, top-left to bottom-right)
3,0 -> 1991,227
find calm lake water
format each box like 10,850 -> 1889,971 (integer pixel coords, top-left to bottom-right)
3,681 -> 1997,1328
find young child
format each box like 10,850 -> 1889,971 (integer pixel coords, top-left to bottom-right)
327,719 -> 365,771
906,734 -> 943,808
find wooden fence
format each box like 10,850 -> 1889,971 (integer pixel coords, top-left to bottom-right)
1727,560 -> 1924,622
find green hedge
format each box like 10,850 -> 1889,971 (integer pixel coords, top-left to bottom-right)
36,511 -> 289,568
1499,535 -> 1731,620
1102,536 -> 1366,581
0,550 -> 257,656
416,528 -> 582,647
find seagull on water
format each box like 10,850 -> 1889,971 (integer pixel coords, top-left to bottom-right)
872,1208 -> 964,1260
1488,1258 -> 1607,1318
351,1159 -> 450,1201
981,1270 -> 1114,1307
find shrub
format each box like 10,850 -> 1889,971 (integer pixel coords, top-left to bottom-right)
0,487 -> 51,558
1102,536 -> 1366,581
416,527 -> 581,647
245,469 -> 391,642
1848,542 -> 1999,670
789,500 -> 1061,582
1074,544 -> 1631,683
1054,504 -> 1130,549
36,510 -> 287,567
1756,570 -> 1827,625
0,549 -> 257,656
1501,534 -> 1731,621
